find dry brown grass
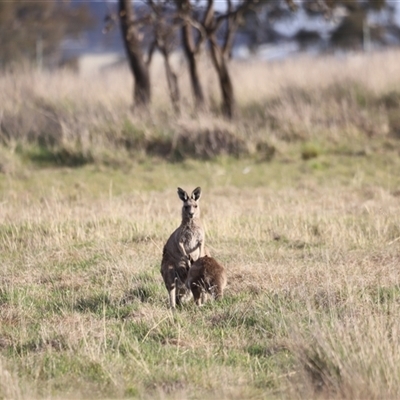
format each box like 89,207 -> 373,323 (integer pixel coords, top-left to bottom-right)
1,167 -> 400,398
1,49 -> 400,167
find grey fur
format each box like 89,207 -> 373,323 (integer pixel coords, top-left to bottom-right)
161,187 -> 208,308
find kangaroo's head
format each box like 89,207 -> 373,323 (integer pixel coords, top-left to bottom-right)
177,187 -> 202,220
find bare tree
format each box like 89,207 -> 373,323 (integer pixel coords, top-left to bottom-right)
175,0 -> 207,109
109,1 -> 181,111
193,0 -> 259,118
205,0 -> 237,118
118,0 -> 151,108
148,1 -> 181,112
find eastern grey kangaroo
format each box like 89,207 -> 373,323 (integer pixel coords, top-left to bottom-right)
161,187 -> 208,308
186,255 -> 227,306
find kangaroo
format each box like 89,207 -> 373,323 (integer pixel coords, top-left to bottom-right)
161,187 -> 208,309
186,255 -> 227,306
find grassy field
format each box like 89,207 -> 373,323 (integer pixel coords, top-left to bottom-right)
1,50 -> 400,399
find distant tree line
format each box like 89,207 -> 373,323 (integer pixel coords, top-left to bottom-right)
114,0 -> 393,118
0,0 -> 93,70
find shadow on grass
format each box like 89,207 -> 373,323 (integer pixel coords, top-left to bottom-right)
21,146 -> 93,167
121,284 -> 160,304
74,293 -> 111,314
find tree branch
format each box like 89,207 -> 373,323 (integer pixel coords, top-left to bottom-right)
146,39 -> 157,66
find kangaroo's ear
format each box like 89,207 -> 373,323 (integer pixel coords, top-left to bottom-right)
177,187 -> 189,202
191,187 -> 202,201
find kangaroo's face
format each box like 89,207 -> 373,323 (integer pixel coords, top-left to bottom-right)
177,187 -> 202,220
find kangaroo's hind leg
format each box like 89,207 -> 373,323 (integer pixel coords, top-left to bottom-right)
161,263 -> 177,309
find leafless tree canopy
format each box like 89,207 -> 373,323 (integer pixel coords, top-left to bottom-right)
113,0 -> 390,117
114,0 -> 262,117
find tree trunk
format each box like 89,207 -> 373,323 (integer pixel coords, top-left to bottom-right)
177,0 -> 205,108
118,0 -> 151,107
209,38 -> 235,119
162,50 -> 180,113
185,48 -> 204,108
